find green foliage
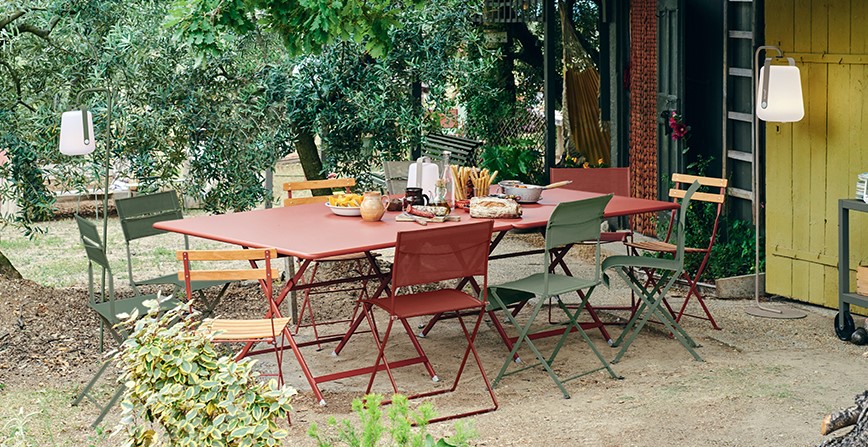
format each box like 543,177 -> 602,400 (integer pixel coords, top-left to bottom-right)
478,139 -> 544,185
308,394 -> 475,447
0,407 -> 38,447
167,0 -> 411,59
114,301 -> 296,447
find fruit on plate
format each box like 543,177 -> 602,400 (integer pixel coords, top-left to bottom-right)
328,193 -> 363,207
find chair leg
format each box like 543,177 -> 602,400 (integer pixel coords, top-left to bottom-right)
398,318 -> 437,381
364,311 -> 399,395
612,269 -> 702,363
551,293 -> 621,381
490,291 -> 571,399
72,358 -> 124,428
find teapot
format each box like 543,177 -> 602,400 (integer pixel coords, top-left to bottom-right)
359,191 -> 389,222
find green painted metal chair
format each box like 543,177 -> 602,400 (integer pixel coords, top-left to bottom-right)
115,191 -> 229,314
601,180 -> 704,364
488,194 -> 621,399
71,215 -> 181,427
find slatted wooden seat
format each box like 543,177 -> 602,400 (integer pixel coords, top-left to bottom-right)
283,177 -> 356,206
177,248 -> 291,385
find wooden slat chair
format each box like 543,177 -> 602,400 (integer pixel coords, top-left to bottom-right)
177,248 -> 292,386
282,178 -> 374,349
115,191 -> 230,315
624,174 -> 728,329
72,215 -> 182,427
421,133 -> 483,166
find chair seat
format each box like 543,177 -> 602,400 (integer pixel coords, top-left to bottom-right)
137,273 -> 229,291
599,230 -> 632,243
366,290 -> 483,319
90,295 -> 182,324
201,317 -> 292,340
602,254 -> 680,272
625,240 -> 706,254
492,273 -> 600,298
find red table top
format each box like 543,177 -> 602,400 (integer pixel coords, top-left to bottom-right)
154,189 -> 677,260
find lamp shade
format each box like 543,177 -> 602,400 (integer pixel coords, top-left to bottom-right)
59,110 -> 96,156
756,65 -> 804,122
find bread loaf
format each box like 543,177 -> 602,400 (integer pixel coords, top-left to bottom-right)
469,196 -> 522,219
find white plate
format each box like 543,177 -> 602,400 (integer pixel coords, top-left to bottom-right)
325,203 -> 361,216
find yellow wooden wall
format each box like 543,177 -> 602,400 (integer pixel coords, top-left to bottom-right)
765,0 -> 868,310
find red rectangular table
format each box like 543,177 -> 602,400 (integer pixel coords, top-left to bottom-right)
154,189 -> 677,403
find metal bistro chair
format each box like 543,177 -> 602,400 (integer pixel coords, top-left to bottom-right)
487,195 -> 621,399
177,248 -> 293,387
602,180 -> 704,363
115,191 -> 230,315
283,177 -> 377,349
361,221 -> 498,422
72,215 -> 181,427
624,174 -> 728,329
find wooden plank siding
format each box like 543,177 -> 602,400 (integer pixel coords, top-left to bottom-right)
765,0 -> 868,312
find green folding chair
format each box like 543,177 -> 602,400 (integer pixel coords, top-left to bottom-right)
601,180 -> 704,364
488,194 -> 621,399
115,191 -> 229,315
71,215 -> 181,427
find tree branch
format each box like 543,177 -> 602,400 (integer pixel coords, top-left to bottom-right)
0,11 -> 25,31
1,10 -> 60,41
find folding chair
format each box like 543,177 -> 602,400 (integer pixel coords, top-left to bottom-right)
487,195 -> 621,399
361,221 -> 498,422
177,248 -> 293,386
549,167 -> 638,323
602,181 -> 704,363
624,174 -> 727,329
72,215 -> 181,427
115,191 -> 230,315
283,177 -> 375,349
383,160 -> 412,195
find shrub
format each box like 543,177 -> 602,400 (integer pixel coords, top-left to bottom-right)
478,139 -> 544,186
308,394 -> 476,447
113,300 -> 297,447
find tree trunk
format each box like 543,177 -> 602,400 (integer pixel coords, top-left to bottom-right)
294,130 -> 331,196
819,391 -> 868,447
0,249 -> 22,280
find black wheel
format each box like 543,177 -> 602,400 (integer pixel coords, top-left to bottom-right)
834,312 -> 856,341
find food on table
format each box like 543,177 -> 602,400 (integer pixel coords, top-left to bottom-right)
407,205 -> 450,217
328,193 -> 363,207
469,196 -> 522,219
450,166 -> 498,200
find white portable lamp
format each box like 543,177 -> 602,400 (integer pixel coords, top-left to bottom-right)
59,88 -> 113,251
745,46 -> 807,319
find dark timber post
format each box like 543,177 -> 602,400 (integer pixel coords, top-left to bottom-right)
543,0 -> 556,184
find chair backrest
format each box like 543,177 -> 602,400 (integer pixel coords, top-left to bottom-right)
421,133 -> 483,166
283,178 -> 356,207
671,180 -> 703,265
383,161 -> 412,195
550,167 -> 630,196
543,195 -> 612,288
664,174 -> 727,251
75,215 -> 118,315
116,191 -> 183,241
391,221 -> 493,291
176,248 -> 278,312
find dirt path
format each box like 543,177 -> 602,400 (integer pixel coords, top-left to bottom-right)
0,231 -> 866,446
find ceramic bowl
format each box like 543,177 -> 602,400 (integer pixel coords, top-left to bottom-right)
325,203 -> 362,216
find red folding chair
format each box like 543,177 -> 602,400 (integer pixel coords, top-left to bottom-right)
625,173 -> 727,329
361,220 -> 498,422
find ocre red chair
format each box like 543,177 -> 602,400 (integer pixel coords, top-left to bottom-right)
361,220 -> 498,422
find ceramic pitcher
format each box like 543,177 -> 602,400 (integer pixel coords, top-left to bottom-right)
359,191 -> 388,222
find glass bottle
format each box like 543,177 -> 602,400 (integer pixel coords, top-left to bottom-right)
437,151 -> 453,210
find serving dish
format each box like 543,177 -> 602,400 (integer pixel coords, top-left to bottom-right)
325,203 -> 362,216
